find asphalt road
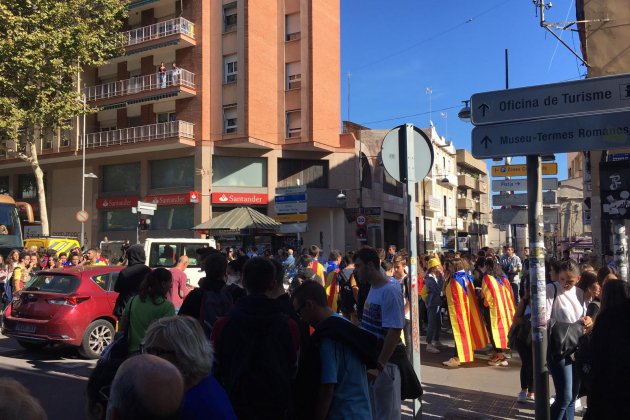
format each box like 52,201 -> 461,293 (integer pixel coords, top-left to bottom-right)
0,334 -> 95,420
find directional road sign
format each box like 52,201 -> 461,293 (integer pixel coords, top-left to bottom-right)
492,191 -> 557,206
274,213 -> 308,223
471,73 -> 630,125
274,193 -> 307,203
275,202 -> 307,214
472,110 -> 630,159
275,185 -> 307,195
492,163 -> 557,177
492,178 -> 558,192
493,208 -> 559,225
279,223 -> 308,233
381,124 -> 433,183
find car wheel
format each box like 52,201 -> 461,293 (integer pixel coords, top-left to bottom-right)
16,340 -> 47,351
79,320 -> 115,359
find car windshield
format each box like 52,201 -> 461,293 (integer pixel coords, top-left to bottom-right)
0,203 -> 22,249
24,274 -> 80,294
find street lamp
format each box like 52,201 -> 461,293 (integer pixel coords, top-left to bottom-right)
80,94 -> 97,248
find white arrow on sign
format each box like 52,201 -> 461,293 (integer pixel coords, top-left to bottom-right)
472,110 -> 630,159
492,178 -> 558,192
471,73 -> 630,126
492,191 -> 557,206
493,208 -> 559,225
275,202 -> 307,214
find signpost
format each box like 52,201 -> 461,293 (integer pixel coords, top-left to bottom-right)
492,163 -> 557,177
493,208 -> 559,225
274,214 -> 308,223
274,185 -> 308,247
472,110 -> 630,159
492,178 -> 558,192
492,191 -> 556,206
471,73 -> 630,125
275,202 -> 307,214
381,124 -> 433,419
133,201 -> 157,244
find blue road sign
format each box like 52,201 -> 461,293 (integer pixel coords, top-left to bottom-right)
274,193 -> 307,203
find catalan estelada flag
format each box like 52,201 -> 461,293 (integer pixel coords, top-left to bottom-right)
445,271 -> 489,362
325,269 -> 339,312
498,274 -> 516,315
482,274 -> 515,350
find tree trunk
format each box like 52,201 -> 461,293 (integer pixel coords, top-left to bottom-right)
28,142 -> 49,236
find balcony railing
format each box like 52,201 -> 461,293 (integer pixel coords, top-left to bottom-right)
84,121 -> 194,149
84,69 -> 195,102
124,17 -> 195,47
457,174 -> 475,189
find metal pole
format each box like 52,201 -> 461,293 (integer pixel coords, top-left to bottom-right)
80,94 -> 86,248
527,154 -> 550,420
404,124 -> 422,417
504,49 -> 512,249
423,180 -> 427,254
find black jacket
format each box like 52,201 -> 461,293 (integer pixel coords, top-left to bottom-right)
113,245 -> 150,317
294,315 -> 377,420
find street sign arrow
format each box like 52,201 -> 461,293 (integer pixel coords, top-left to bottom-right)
471,73 -> 630,125
472,110 -> 630,159
492,178 -> 558,192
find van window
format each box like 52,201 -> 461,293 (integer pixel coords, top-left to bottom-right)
182,245 -> 200,267
149,243 -> 178,268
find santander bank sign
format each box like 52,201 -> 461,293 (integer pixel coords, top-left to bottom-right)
211,192 -> 269,205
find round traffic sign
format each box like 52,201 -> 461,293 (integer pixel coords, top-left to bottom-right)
381,124 -> 434,183
76,210 -> 89,223
356,215 -> 366,226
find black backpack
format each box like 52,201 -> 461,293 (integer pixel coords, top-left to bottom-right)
337,270 -> 356,314
217,313 -> 294,420
199,288 -> 233,338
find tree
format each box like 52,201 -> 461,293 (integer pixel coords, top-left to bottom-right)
0,0 -> 126,235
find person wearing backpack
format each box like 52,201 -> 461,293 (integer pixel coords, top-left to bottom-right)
338,251 -> 359,325
211,257 -> 300,420
324,250 -> 342,313
178,252 -> 233,338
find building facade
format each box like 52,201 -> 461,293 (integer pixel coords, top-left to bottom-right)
0,0 -> 364,253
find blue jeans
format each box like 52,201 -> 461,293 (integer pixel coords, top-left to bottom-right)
549,356 -> 579,420
510,281 -> 520,305
426,305 -> 441,344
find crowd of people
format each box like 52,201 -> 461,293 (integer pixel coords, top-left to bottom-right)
2,240 -> 630,419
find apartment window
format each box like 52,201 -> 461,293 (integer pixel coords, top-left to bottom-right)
286,110 -> 301,138
224,4 -> 237,32
278,159 -> 328,188
150,157 -> 194,189
285,13 -> 300,41
443,195 -> 448,217
102,162 -> 140,193
157,112 -> 176,123
213,156 -> 267,187
43,137 -> 53,150
224,55 -> 238,83
286,62 -> 301,90
223,105 -> 237,134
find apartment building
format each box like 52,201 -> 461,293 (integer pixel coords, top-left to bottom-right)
0,0 -> 366,251
455,149 -> 490,254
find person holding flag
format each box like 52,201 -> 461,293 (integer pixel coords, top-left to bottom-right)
442,258 -> 489,368
482,258 -> 515,367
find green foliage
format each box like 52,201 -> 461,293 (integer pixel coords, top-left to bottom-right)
0,0 -> 127,137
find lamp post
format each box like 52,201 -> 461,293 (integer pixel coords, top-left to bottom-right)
80,94 -> 98,248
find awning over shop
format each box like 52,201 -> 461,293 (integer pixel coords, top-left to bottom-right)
192,206 -> 280,235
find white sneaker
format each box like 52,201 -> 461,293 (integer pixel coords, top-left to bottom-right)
442,357 -> 460,367
434,341 -> 446,348
517,390 -> 527,403
426,343 -> 440,354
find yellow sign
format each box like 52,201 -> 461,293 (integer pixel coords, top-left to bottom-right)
492,162 -> 558,177
274,213 -> 308,223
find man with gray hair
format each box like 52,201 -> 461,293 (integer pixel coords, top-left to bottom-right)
106,354 -> 184,420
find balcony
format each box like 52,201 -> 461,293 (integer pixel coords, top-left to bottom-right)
456,149 -> 487,174
457,174 -> 475,189
84,70 -> 195,108
424,195 -> 442,212
475,179 -> 488,194
84,121 -> 195,149
457,197 -> 474,210
477,201 -> 491,214
113,17 -> 196,61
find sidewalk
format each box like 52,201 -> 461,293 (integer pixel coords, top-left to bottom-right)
402,334 -> 585,419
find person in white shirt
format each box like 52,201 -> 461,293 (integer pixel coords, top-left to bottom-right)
546,259 -> 593,420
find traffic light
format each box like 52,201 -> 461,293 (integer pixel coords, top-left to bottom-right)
139,217 -> 151,230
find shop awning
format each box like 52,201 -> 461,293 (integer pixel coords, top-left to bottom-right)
192,206 -> 280,235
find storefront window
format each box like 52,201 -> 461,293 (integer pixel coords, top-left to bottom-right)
213,156 -> 267,187
103,163 -> 140,193
150,157 -> 194,189
0,176 -> 8,194
151,205 -> 194,230
277,159 -> 328,188
18,173 -> 46,199
101,209 -> 137,231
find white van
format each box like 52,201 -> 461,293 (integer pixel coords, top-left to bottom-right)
144,238 -> 217,287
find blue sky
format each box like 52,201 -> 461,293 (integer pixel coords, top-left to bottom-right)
340,0 -> 585,184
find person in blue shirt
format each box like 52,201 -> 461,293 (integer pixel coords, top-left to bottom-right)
293,281 -> 376,420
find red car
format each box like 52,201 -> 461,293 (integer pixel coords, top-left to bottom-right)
2,266 -> 123,359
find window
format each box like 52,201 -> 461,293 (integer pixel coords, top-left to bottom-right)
150,157 -> 194,189
18,173 -> 45,199
43,138 -> 52,150
213,156 -> 267,187
286,110 -> 301,138
157,112 -> 176,123
102,162 -> 140,193
223,105 -> 237,134
382,171 -> 402,197
224,4 -> 237,32
101,209 -> 138,231
151,205 -> 194,230
285,13 -> 300,41
278,159 -> 328,188
286,62 -> 301,90
360,153 -> 372,189
443,195 -> 448,217
0,176 -> 8,194
224,55 -> 238,83
25,274 -> 80,294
